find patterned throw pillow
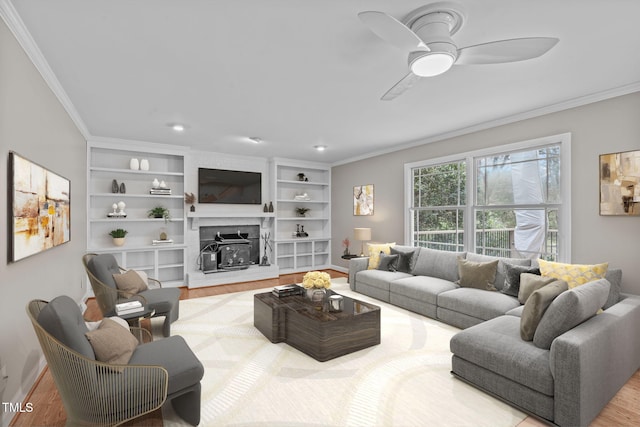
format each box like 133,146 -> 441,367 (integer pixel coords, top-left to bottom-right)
501,264 -> 541,297
538,259 -> 608,289
367,242 -> 396,269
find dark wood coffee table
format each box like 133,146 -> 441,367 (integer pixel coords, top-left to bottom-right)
254,289 -> 380,362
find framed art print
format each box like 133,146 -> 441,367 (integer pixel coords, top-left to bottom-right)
8,151 -> 71,262
353,184 -> 374,216
599,149 -> 640,216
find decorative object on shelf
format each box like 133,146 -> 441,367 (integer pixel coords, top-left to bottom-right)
159,228 -> 168,241
119,182 -> 126,194
302,271 -> 331,311
152,178 -> 160,187
148,206 -> 171,222
150,180 -> 171,195
294,224 -> 309,238
260,232 -> 272,266
8,152 -> 71,263
129,158 -> 139,170
109,228 -> 128,246
140,159 -> 150,171
297,172 -> 306,182
294,192 -> 311,201
159,180 -> 167,188
599,149 -> 640,216
354,227 -> 372,256
295,207 -> 310,217
342,237 -> 351,255
263,203 -> 268,212
268,201 -> 274,212
354,184 -> 374,215
107,202 -> 127,218
184,192 -> 196,212
111,179 -> 119,193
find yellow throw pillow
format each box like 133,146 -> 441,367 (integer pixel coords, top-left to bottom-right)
538,259 -> 608,290
367,242 -> 396,269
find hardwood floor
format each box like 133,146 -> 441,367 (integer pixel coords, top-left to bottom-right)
12,270 -> 640,426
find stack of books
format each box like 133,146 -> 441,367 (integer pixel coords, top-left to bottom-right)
152,239 -> 174,245
115,301 -> 144,315
272,284 -> 304,298
150,187 -> 172,195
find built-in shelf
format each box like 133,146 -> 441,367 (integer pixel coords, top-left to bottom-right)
271,158 -> 331,273
87,141 -> 187,287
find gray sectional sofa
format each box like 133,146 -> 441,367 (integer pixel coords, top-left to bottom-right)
348,246 -> 640,426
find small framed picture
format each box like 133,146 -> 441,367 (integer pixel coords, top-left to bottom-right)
353,184 -> 374,216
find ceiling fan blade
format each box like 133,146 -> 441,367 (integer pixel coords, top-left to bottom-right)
456,37 -> 559,65
358,11 -> 429,53
381,72 -> 421,101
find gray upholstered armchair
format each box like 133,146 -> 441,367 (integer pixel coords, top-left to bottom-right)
82,253 -> 180,337
27,296 -> 204,426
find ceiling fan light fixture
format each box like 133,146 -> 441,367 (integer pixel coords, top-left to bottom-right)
410,51 -> 455,77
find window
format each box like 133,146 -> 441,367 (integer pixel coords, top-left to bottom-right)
405,134 -> 570,261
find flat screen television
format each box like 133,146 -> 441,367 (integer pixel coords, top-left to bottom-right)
198,168 -> 262,204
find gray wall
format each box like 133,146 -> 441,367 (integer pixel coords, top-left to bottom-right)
0,19 -> 87,421
332,91 -> 640,295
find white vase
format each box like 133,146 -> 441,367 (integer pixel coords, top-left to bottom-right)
140,159 -> 149,171
152,178 -> 160,187
129,158 -> 139,170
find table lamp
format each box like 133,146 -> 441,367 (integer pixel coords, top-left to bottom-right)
354,227 -> 372,256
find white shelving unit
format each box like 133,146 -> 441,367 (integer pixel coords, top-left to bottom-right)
87,141 -> 187,287
271,158 -> 331,274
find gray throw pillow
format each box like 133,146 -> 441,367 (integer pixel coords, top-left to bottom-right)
390,246 -> 419,273
520,280 -> 568,341
518,273 -> 556,304
603,269 -> 622,309
501,264 -> 541,297
533,278 -> 611,349
377,252 -> 399,271
466,253 -> 531,291
455,258 -> 499,291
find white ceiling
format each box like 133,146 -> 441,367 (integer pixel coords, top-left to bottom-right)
5,0 -> 640,164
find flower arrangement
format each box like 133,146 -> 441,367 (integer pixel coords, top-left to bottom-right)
302,271 -> 331,289
342,237 -> 350,255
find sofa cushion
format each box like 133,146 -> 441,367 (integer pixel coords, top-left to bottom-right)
438,288 -> 520,321
604,268 -> 622,309
505,305 -> 524,317
520,280 -> 568,341
38,295 -> 96,360
355,270 -> 412,292
450,315 -> 554,396
390,276 -> 458,305
88,253 -> 121,288
533,279 -> 610,349
129,335 -> 204,395
538,259 -> 608,289
518,273 -> 556,304
411,247 -> 466,282
366,242 -> 396,269
456,258 -> 499,291
390,246 -> 420,273
85,318 -> 138,364
501,264 -> 541,297
377,252 -> 399,271
466,253 -> 531,291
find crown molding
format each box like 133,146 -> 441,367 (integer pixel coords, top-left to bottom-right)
331,81 -> 640,167
0,0 -> 90,139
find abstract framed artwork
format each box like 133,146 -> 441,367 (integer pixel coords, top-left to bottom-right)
8,151 -> 71,262
353,184 -> 374,216
599,149 -> 640,216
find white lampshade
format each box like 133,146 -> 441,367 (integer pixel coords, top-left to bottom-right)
354,228 -> 372,241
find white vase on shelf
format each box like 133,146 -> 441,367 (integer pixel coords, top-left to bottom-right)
129,158 -> 139,170
140,159 -> 149,171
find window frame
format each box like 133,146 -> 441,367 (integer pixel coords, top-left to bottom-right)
404,133 -> 571,262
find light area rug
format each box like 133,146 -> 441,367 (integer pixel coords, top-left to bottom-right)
159,278 -> 526,427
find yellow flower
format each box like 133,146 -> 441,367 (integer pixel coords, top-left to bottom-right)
302,271 -> 331,289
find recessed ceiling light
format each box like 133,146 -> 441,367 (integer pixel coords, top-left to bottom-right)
314,145 -> 327,151
248,137 -> 262,144
169,123 -> 185,132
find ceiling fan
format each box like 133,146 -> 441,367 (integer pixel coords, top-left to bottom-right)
359,2 -> 559,100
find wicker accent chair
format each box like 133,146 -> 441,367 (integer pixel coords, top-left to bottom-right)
82,253 -> 180,337
27,296 -> 204,426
